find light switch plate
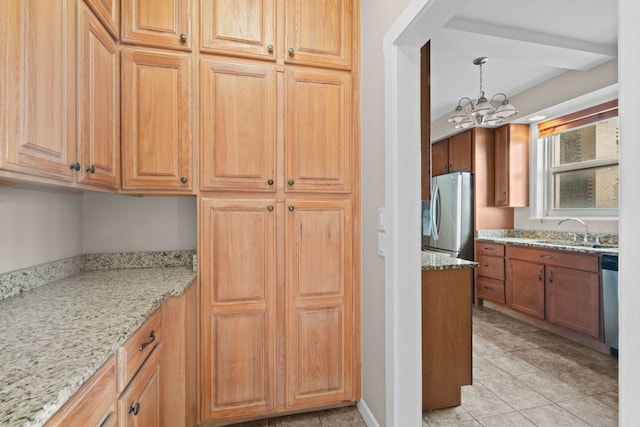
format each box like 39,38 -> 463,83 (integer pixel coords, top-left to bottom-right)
377,207 -> 385,231
378,232 -> 385,257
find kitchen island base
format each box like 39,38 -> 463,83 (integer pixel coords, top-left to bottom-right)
422,267 -> 473,410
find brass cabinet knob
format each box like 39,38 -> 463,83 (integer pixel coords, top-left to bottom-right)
268,205 -> 274,211
288,48 -> 294,55
180,33 -> 188,41
288,205 -> 295,211
267,44 -> 274,53
287,179 -> 294,186
69,162 -> 80,171
180,177 -> 188,183
267,179 -> 274,185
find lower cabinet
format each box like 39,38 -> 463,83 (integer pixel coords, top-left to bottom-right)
475,242 -> 506,305
118,346 -> 162,427
45,284 -> 197,426
506,245 -> 600,339
200,197 -> 356,424
422,268 -> 472,410
44,357 -> 117,427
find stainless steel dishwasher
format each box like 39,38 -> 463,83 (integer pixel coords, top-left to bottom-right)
602,255 -> 618,356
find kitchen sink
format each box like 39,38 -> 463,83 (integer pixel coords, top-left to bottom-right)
531,240 -> 604,249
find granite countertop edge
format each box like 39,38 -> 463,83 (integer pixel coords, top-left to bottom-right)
476,236 -> 619,255
0,267 -> 197,427
421,251 -> 478,271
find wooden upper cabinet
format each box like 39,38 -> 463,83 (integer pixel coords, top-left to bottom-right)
420,42 -> 431,200
284,0 -> 352,70
285,199 -> 353,408
285,70 -> 352,193
200,198 -> 276,422
83,0 -> 119,38
200,59 -> 276,191
1,0 -> 76,182
431,131 -> 472,177
494,123 -> 529,207
431,140 -> 449,177
77,4 -> 120,189
121,49 -> 193,192
448,131 -> 472,173
201,0 -> 276,60
121,0 -> 191,51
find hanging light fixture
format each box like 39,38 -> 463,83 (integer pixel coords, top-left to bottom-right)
447,57 -> 518,129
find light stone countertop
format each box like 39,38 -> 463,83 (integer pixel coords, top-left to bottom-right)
421,251 -> 478,271
0,267 -> 196,427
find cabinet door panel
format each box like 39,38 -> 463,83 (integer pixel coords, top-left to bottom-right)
200,199 -> 276,421
201,0 -> 276,60
77,4 -> 120,189
494,125 -> 509,206
448,131 -> 472,173
1,0 -> 76,181
285,0 -> 352,69
121,49 -> 192,191
508,259 -> 545,319
431,140 -> 449,177
200,59 -> 276,191
546,266 -> 600,338
118,347 -> 162,427
285,199 -> 353,407
285,70 -> 352,193
122,0 -> 191,50
84,0 -> 119,38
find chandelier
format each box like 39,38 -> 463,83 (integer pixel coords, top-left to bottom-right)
447,57 -> 518,129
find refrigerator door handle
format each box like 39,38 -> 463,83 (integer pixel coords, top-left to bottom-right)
430,182 -> 439,240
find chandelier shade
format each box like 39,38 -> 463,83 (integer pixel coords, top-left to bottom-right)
447,57 -> 518,128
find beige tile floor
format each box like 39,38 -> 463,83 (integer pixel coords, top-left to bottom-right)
227,406 -> 366,426
228,306 -> 618,427
423,306 -> 618,427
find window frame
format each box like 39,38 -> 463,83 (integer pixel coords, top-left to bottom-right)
539,100 -> 619,218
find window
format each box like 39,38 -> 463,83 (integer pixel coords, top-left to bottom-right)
539,100 -> 619,217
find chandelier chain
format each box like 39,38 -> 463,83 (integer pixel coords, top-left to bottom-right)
478,63 -> 484,98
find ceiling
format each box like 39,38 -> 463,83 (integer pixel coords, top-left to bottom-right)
430,0 -> 618,123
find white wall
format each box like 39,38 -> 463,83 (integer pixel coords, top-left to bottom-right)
82,192 -> 197,253
0,188 -> 83,273
360,1 -> 412,425
618,0 -> 640,423
0,188 -> 197,274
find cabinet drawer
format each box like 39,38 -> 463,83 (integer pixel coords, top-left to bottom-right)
507,245 -> 599,273
45,357 -> 117,427
477,277 -> 505,305
477,255 -> 505,281
476,242 -> 505,257
117,308 -> 162,393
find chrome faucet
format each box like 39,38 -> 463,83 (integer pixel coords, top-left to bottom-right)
557,217 -> 589,244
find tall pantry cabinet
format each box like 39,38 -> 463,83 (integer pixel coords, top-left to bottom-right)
198,1 -> 361,425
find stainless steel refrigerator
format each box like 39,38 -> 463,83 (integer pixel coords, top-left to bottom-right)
422,171 -> 474,260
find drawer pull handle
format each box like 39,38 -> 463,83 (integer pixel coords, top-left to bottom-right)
549,270 -> 554,283
540,255 -> 554,259
538,267 -> 543,281
484,247 -> 494,251
129,402 -> 140,416
483,286 -> 494,291
483,264 -> 494,268
139,331 -> 156,352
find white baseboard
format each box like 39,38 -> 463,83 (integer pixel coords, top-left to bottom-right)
357,399 -> 381,427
